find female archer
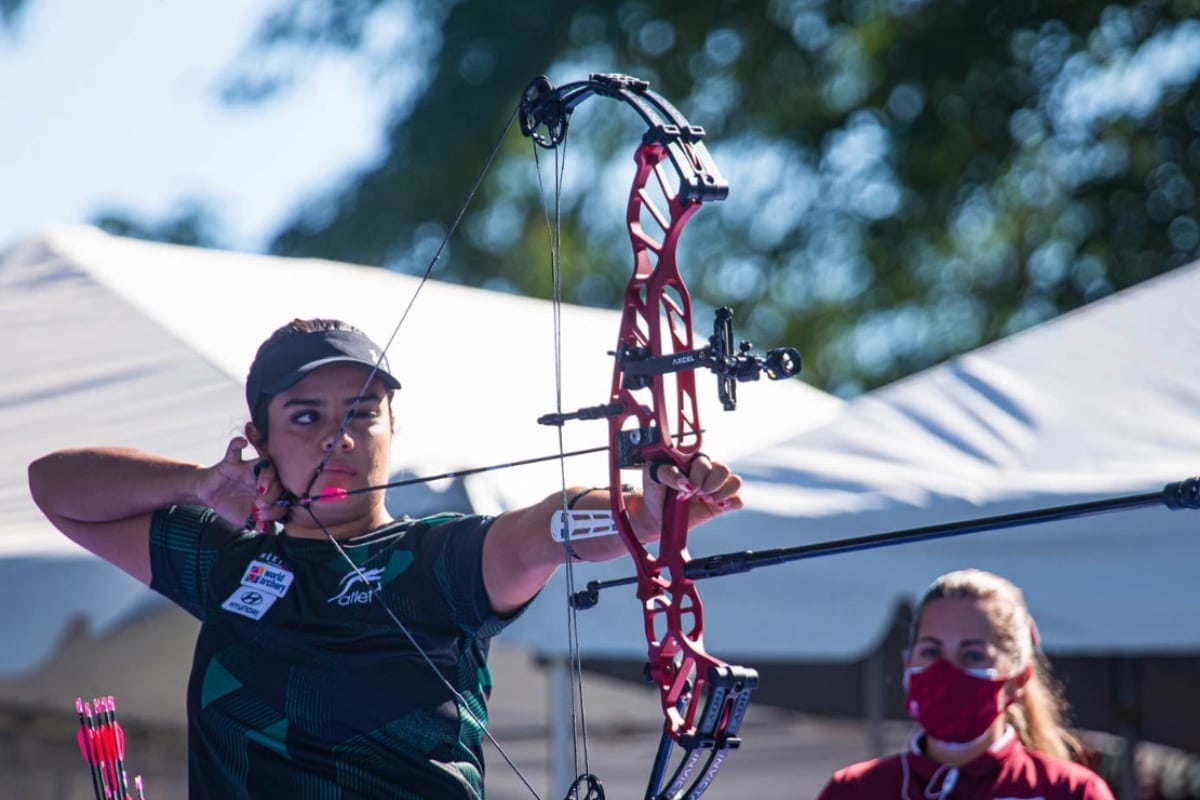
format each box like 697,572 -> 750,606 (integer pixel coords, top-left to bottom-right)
28,317 -> 743,799
818,568 -> 1114,800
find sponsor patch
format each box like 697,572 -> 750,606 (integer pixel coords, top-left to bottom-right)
240,560 -> 294,598
221,588 -> 279,620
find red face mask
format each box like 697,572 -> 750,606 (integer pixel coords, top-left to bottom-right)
904,658 -> 1017,746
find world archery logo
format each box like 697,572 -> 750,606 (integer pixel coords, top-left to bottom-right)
328,567 -> 385,606
240,560 -> 294,597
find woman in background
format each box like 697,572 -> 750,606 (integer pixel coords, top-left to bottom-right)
818,568 -> 1114,800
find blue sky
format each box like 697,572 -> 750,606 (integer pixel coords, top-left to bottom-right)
4,1 -> 1198,262
0,0 -> 390,252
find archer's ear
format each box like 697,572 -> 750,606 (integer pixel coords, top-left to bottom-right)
245,422 -> 265,453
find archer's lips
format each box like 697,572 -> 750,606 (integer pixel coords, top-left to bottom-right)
320,463 -> 357,476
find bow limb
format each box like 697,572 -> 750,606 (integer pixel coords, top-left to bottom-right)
604,129 -> 755,800
610,138 -> 708,712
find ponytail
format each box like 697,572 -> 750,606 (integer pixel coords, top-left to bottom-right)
1007,651 -> 1084,762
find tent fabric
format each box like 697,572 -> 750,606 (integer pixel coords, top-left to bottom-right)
0,226 -> 843,676
499,258 -> 1200,661
8,224 -> 1196,673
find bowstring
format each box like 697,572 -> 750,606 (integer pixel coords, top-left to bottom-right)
292,96 -> 546,800
531,131 -> 594,786
299,98 -> 522,503
301,503 -> 542,800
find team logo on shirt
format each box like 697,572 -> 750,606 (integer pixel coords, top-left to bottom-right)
328,567 -> 385,606
221,559 -> 295,621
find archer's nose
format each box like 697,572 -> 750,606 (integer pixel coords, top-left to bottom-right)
323,428 -> 354,451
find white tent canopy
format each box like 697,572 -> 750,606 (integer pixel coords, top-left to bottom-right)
0,226 -> 844,676
500,257 -> 1200,661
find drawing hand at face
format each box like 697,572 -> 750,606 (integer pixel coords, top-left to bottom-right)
195,437 -> 290,532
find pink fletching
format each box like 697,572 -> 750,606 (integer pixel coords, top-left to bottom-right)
76,727 -> 99,765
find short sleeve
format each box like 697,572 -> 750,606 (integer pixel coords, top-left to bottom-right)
421,515 -> 511,636
148,504 -> 239,620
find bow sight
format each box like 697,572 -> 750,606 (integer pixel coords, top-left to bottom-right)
696,307 -> 800,411
540,307 -> 801,427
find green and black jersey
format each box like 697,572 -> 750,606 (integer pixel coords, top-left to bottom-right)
149,505 -> 515,799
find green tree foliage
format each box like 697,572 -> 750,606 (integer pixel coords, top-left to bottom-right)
0,0 -> 30,29
95,202 -> 225,249
214,1 -> 1200,393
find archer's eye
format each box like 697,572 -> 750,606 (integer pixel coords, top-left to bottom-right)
291,410 -> 318,425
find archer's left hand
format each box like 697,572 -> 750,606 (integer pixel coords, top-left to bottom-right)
629,454 -> 744,540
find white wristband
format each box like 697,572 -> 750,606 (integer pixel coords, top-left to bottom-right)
551,509 -> 619,543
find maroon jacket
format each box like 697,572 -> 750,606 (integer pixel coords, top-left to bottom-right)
818,730 -> 1114,800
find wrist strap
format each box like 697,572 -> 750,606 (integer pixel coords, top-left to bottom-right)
555,484 -> 632,558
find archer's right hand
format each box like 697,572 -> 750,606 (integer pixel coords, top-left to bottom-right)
197,438 -> 288,532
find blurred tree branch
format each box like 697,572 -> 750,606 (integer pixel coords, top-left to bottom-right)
98,0 -> 1200,394
0,0 -> 30,30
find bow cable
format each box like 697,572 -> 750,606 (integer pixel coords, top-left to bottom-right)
530,115 -> 599,792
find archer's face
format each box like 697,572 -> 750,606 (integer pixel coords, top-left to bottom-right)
262,363 -> 394,522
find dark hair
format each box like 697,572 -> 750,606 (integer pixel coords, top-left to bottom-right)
910,569 -> 1084,762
